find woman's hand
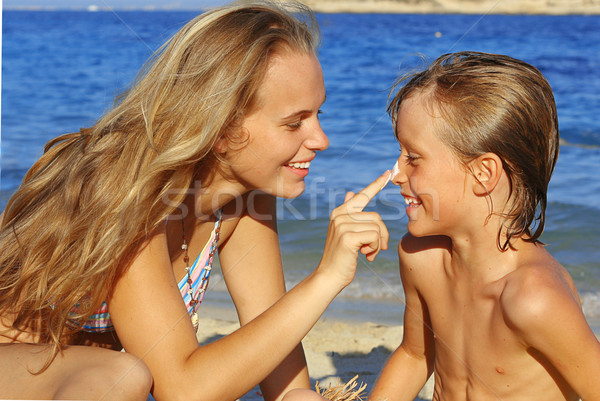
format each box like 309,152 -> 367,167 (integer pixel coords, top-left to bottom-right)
318,171 -> 391,289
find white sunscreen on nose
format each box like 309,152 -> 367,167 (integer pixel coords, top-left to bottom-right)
391,160 -> 400,178
382,160 -> 400,189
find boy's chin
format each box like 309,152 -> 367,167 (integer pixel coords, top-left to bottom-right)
407,229 -> 427,238
406,221 -> 436,238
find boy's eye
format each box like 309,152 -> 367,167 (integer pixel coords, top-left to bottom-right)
406,154 -> 419,163
399,146 -> 419,165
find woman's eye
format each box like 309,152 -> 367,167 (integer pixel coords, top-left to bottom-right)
286,110 -> 322,131
286,121 -> 302,130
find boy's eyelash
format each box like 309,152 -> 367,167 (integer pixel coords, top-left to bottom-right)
399,146 -> 419,164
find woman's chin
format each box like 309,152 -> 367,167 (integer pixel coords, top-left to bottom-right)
258,181 -> 306,199
280,185 -> 306,199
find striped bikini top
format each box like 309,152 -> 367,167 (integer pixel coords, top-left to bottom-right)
71,211 -> 223,333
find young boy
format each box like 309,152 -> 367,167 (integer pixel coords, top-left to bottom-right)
370,52 -> 600,401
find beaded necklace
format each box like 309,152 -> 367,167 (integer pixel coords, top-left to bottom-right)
180,211 -> 222,331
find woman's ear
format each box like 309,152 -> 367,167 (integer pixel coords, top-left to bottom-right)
469,152 -> 503,196
214,136 -> 228,154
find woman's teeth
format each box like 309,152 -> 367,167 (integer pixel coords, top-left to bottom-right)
288,161 -> 311,169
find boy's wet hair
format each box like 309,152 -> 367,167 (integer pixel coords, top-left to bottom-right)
388,52 -> 559,250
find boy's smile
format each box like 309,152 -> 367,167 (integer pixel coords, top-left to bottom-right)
402,194 -> 422,219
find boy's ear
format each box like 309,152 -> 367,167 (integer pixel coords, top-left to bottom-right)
469,152 -> 503,196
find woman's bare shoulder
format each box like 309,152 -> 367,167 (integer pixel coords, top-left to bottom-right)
218,192 -> 276,242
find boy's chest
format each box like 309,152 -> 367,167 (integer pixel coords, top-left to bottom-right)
424,290 -> 573,400
427,288 -> 522,359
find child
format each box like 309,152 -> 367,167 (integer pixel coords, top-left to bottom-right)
370,52 -> 600,401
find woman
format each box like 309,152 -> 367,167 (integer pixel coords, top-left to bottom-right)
0,2 -> 389,400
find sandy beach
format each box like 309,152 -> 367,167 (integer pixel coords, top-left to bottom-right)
196,304 -> 429,401
197,301 -> 600,401
301,0 -> 600,15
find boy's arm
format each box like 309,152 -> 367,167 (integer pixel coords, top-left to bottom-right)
370,235 -> 436,401
503,265 -> 600,401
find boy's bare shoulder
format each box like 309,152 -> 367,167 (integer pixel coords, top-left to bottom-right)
499,248 -> 580,338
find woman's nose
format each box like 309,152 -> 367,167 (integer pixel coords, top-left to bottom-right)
306,121 -> 329,151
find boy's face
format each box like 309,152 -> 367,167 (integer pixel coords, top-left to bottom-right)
390,94 -> 471,237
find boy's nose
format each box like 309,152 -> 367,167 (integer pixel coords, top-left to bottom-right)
390,159 -> 403,185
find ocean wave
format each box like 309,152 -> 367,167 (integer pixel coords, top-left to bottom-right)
582,291 -> 600,319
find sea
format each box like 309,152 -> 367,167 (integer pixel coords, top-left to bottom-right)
2,10 -> 600,331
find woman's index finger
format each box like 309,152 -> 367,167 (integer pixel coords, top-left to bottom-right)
345,170 -> 391,212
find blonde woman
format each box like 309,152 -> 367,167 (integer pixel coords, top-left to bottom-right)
0,2 -> 390,400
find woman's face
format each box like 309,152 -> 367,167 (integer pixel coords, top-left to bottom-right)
223,50 -> 328,199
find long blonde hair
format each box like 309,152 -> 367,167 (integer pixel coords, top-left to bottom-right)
0,0 -> 318,369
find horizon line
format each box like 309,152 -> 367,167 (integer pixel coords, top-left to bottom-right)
3,5 -> 215,11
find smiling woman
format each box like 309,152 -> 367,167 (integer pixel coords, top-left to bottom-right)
0,1 -> 390,401
225,50 -> 329,199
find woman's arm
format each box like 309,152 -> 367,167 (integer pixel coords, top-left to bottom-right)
369,234 -> 436,401
219,193 -> 309,401
109,172 -> 391,401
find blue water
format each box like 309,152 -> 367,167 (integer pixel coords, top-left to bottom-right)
2,11 -> 600,325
